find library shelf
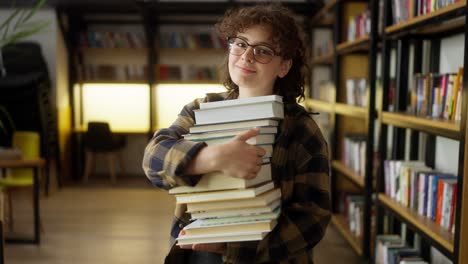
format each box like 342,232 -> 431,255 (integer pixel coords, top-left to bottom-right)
331,214 -> 363,256
385,0 -> 466,37
304,98 -> 334,113
334,103 -> 367,119
336,36 -> 369,54
80,47 -> 149,55
381,111 -> 461,140
377,194 -> 454,258
311,52 -> 334,65
311,0 -> 337,23
332,160 -> 365,188
159,48 -> 226,54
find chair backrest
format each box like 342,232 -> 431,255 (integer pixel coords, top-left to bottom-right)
11,131 -> 40,178
85,122 -> 115,152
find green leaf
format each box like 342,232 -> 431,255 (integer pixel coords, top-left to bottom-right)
0,21 -> 48,47
0,8 -> 21,38
21,0 -> 47,23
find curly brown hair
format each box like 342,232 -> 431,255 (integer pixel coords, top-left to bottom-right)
215,3 -> 309,103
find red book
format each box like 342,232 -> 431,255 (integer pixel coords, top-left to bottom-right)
435,180 -> 445,225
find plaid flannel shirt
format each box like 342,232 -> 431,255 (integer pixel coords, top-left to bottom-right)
142,91 -> 331,264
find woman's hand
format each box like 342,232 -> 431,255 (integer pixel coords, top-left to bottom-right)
185,128 -> 266,179
214,128 -> 266,179
178,230 -> 226,254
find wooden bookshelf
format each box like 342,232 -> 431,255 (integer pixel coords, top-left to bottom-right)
332,160 -> 365,188
336,36 -> 369,54
311,52 -> 334,65
385,0 -> 466,36
311,0 -> 337,23
80,47 -> 148,55
331,214 -> 363,256
334,103 -> 367,119
377,194 -> 454,256
159,48 -> 226,54
381,111 -> 461,139
304,98 -> 334,113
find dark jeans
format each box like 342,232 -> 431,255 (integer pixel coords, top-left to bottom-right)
189,251 -> 223,264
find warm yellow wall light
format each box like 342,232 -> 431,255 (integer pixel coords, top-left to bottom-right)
154,84 -> 226,130
81,83 -> 150,132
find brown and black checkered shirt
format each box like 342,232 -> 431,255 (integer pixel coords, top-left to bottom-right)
143,91 -> 331,263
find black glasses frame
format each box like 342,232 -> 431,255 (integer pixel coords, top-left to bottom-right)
227,37 -> 279,64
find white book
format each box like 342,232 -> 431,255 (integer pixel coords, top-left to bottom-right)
174,181 -> 274,204
176,231 -> 267,245
193,208 -> 280,226
199,94 -> 282,109
186,188 -> 281,212
194,101 -> 284,125
190,199 -> 281,219
184,126 -> 277,140
169,164 -> 272,194
189,119 -> 279,134
190,133 -> 275,146
183,218 -> 277,236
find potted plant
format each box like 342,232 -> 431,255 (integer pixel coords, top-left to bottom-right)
0,0 -> 48,77
0,0 -> 48,145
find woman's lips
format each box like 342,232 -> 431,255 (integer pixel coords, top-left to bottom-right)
236,65 -> 256,74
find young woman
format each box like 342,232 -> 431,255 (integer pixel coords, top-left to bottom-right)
143,4 -> 331,264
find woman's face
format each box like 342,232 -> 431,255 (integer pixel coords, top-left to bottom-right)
228,25 -> 291,98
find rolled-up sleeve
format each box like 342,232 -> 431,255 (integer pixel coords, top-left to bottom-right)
142,98 -> 207,190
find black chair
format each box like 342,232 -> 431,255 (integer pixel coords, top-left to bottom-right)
83,122 -> 126,184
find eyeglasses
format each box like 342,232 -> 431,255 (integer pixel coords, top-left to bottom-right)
227,37 -> 279,64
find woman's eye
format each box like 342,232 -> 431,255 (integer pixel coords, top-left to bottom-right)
236,42 -> 247,48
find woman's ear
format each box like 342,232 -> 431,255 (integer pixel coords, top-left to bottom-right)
278,59 -> 292,78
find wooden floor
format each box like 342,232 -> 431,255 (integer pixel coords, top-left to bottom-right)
5,177 -> 362,263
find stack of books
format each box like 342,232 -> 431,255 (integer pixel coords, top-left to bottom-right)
170,95 -> 284,245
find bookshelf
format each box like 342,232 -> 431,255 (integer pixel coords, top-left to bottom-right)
307,0 -> 379,259
375,0 -> 468,262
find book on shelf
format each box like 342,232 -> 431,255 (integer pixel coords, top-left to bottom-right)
169,164 -> 272,194
186,188 -> 281,212
190,199 -> 281,219
174,181 -> 275,204
182,218 -> 277,236
184,126 -> 277,140
189,119 -> 279,134
176,231 -> 267,246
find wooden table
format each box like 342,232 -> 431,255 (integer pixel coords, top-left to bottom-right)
0,159 -> 46,245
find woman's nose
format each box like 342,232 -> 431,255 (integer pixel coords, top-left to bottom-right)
241,46 -> 255,63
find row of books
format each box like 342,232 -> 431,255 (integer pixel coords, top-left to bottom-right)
346,78 -> 368,107
384,160 -> 457,233
313,38 -> 333,57
79,31 -> 146,49
408,68 -> 463,121
169,95 -> 285,245
376,235 -> 427,264
314,81 -> 334,102
159,31 -> 226,50
339,193 -> 365,239
347,8 -> 371,42
391,0 -> 461,25
343,134 -> 367,178
157,64 -> 219,82
77,64 -> 148,81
